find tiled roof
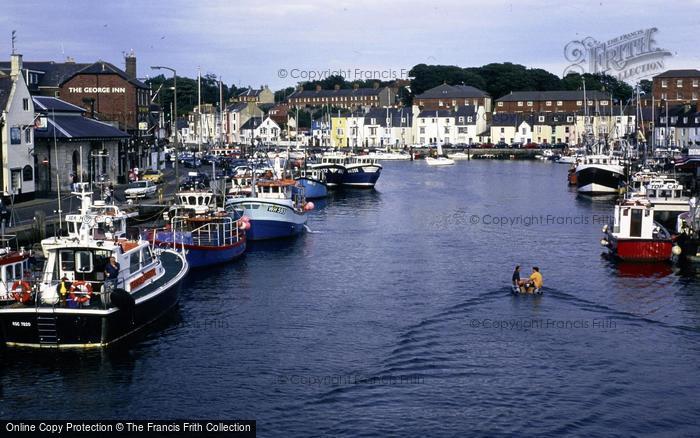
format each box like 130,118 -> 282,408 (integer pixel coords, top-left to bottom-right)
0,61 -> 89,88
653,69 -> 700,78
496,90 -> 610,102
414,83 -> 489,99
62,61 -> 148,88
238,88 -> 262,97
241,117 -> 263,130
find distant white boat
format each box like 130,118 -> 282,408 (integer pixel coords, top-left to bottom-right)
426,156 -> 455,166
368,151 -> 411,160
448,152 -> 470,160
426,142 -> 454,165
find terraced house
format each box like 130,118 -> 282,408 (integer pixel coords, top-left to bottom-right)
413,83 -> 491,112
287,84 -> 395,110
494,90 -> 611,114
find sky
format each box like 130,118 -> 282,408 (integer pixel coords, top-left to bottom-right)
2,0 -> 699,90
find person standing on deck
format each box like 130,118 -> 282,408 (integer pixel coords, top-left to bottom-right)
512,265 -> 520,286
104,256 -> 121,290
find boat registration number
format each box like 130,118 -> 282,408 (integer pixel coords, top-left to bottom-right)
11,321 -> 31,327
267,206 -> 286,215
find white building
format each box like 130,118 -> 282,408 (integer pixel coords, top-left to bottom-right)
240,116 -> 281,145
0,53 -> 35,202
224,102 -> 263,145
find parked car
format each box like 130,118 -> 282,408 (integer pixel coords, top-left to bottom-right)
510,142 -> 523,149
141,169 -> 165,184
480,142 -> 494,149
524,142 -> 539,149
181,157 -> 201,168
125,180 -> 158,199
495,141 -> 508,149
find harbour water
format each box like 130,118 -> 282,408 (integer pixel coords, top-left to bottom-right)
2,161 -> 700,436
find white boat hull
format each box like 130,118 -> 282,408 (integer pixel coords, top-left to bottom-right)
425,157 -> 455,166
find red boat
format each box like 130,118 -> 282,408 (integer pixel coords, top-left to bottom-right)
601,198 -> 676,262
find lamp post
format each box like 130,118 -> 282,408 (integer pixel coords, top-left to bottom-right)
151,65 -> 179,184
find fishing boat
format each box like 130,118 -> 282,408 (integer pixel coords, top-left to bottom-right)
639,178 -> 690,223
144,187 -> 246,268
226,179 -> 313,240
295,167 -> 328,199
675,197 -> 700,262
0,185 -> 188,348
343,156 -> 382,188
0,236 -> 32,305
601,198 -> 676,262
311,154 -> 347,189
575,154 -> 625,194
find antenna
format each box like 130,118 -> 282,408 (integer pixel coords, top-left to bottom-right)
11,30 -> 16,54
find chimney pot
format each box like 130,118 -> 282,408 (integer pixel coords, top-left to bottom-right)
10,53 -> 23,78
125,52 -> 137,80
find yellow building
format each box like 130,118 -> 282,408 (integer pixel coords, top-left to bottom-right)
331,116 -> 348,148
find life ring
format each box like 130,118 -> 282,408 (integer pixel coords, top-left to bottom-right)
11,280 -> 32,303
69,281 -> 94,304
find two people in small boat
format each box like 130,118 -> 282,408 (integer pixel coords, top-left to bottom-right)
512,266 -> 543,291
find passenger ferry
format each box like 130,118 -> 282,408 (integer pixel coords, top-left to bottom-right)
0,185 -> 188,348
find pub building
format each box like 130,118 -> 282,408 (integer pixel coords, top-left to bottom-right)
1,51 -> 156,184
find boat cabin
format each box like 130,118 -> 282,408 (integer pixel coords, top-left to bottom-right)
176,191 -> 214,215
348,156 -> 379,166
255,180 -> 296,200
612,199 -> 669,240
645,179 -> 684,200
320,155 -> 347,166
0,248 -> 30,299
582,155 -> 621,166
65,202 -> 128,240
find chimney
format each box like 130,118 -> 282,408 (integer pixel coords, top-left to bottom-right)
315,84 -> 322,92
125,50 -> 136,80
334,84 -> 340,91
10,53 -> 22,78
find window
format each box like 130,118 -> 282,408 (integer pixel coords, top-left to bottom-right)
10,127 -> 20,144
60,250 -> 75,272
576,100 -> 582,106
467,116 -> 472,123
419,127 -> 425,134
371,118 -> 376,125
693,80 -> 699,88
500,127 -> 505,133
444,126 -> 449,134
693,92 -> 698,100
661,92 -> 667,100
130,252 -> 141,272
538,116 -> 545,122
677,92 -> 683,100
458,117 -> 464,123
25,128 -> 31,143
545,101 -> 552,106
556,101 -> 563,106
22,98 -> 29,111
75,251 -> 93,273
517,101 -> 523,107
565,127 -> 570,133
497,102 -> 504,107
22,165 -> 32,181
588,100 -> 593,106
566,116 -> 573,122
526,101 -> 533,106
661,80 -> 668,88
601,101 -> 609,105
438,101 -> 444,107
677,79 -> 683,87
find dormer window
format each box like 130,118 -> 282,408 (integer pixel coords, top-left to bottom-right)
538,116 -> 545,122
467,116 -> 472,122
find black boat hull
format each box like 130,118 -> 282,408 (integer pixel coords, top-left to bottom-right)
576,166 -> 624,194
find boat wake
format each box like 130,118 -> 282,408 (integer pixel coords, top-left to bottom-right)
304,225 -> 321,233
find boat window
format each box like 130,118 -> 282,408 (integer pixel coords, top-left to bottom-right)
60,250 -> 75,271
622,208 -> 629,216
130,252 -> 141,272
630,209 -> 643,237
4,265 -> 12,282
14,263 -> 22,279
142,247 -> 153,266
645,209 -> 651,217
75,250 -> 93,273
188,196 -> 196,205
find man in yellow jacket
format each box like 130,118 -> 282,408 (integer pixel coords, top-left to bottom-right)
518,267 -> 543,290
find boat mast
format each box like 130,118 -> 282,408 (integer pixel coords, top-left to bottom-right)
197,66 -> 202,153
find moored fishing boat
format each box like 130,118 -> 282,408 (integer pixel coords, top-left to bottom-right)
226,179 -> 313,240
601,198 -> 676,262
144,186 -> 247,268
311,154 -> 347,189
0,185 -> 188,348
295,167 -> 328,199
576,154 -> 625,194
343,155 -> 382,188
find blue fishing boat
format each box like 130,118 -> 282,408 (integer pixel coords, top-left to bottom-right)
295,167 -> 328,199
343,156 -> 382,188
145,187 -> 246,268
311,154 -> 347,189
226,179 -> 313,240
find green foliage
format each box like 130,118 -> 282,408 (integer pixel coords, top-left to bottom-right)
146,73 -> 239,117
407,63 -> 633,102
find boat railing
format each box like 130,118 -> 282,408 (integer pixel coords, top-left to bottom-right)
190,217 -> 241,247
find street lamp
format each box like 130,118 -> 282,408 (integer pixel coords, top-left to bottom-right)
151,65 -> 179,185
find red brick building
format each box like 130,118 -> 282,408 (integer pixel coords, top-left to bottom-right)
58,55 -> 150,135
413,83 -> 491,112
287,83 -> 395,109
494,90 -> 611,114
651,69 -> 700,105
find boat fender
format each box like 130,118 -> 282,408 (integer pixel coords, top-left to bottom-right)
672,245 -> 682,256
11,280 -> 32,303
69,281 -> 93,304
